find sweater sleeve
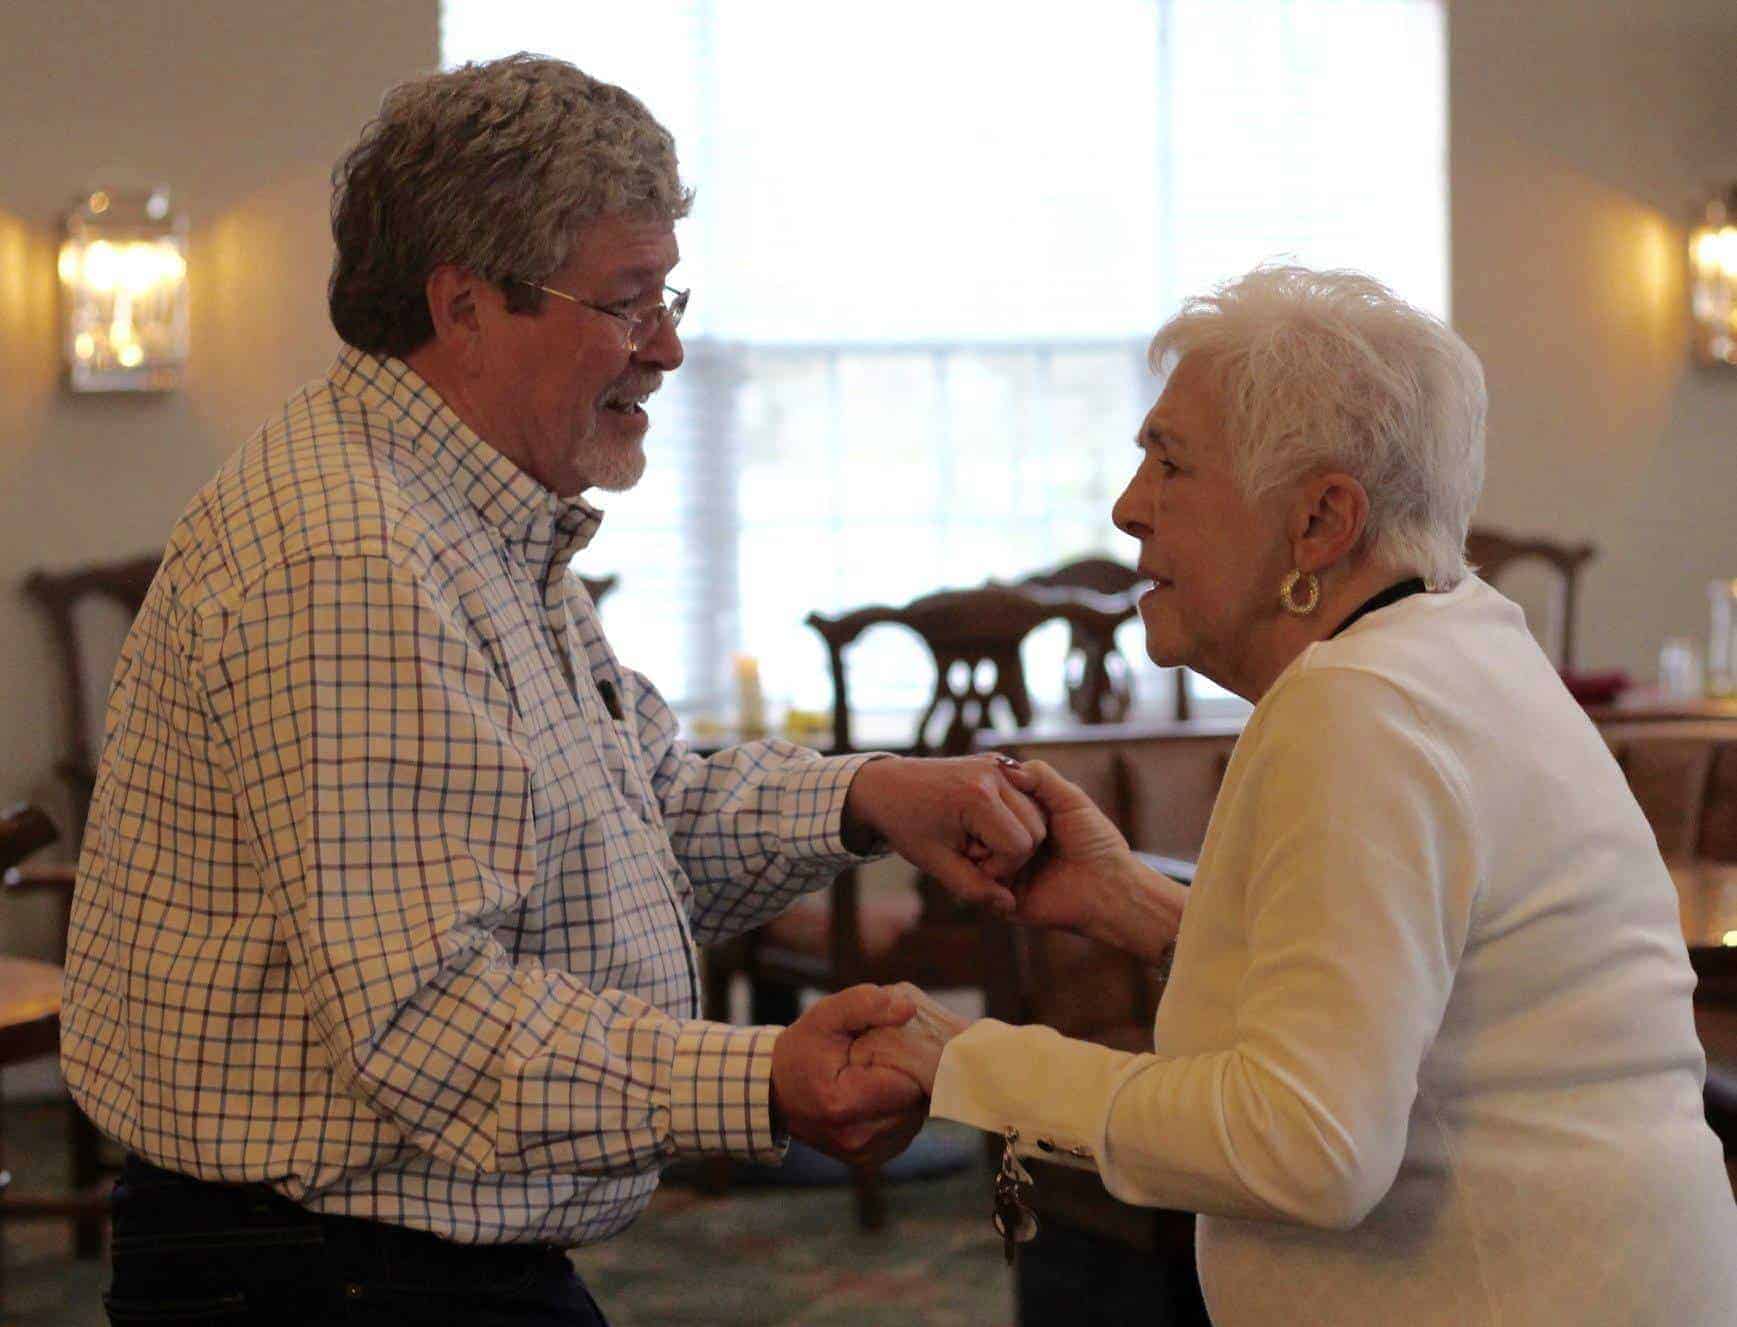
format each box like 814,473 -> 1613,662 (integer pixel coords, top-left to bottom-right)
933,667 -> 1480,1229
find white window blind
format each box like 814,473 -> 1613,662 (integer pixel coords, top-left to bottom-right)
441,0 -> 1447,718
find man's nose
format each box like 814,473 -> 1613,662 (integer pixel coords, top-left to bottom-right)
635,318 -> 684,372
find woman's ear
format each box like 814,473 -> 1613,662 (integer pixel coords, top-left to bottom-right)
1290,471 -> 1370,574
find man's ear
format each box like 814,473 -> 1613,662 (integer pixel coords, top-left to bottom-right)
424,265 -> 485,361
1288,471 -> 1370,574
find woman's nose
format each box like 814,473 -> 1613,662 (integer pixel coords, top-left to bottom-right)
1112,475 -> 1150,541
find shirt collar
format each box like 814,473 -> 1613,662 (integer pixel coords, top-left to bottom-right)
327,345 -> 603,567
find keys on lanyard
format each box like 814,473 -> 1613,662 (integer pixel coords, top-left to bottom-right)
993,1127 -> 1038,1266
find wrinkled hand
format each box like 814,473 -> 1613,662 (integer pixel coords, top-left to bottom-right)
848,982 -> 972,1097
770,985 -> 929,1166
999,760 -> 1137,938
843,755 -> 1047,915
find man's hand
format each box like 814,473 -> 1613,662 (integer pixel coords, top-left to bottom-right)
848,982 -> 972,1096
842,755 -> 1047,915
770,985 -> 929,1166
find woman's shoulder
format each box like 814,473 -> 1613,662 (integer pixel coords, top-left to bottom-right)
1243,657 -> 1477,819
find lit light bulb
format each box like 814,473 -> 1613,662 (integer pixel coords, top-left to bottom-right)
120,242 -> 162,293
1695,230 -> 1720,272
58,243 -> 81,285
74,332 -> 96,360
117,342 -> 144,368
1718,227 -> 1737,279
83,240 -> 117,293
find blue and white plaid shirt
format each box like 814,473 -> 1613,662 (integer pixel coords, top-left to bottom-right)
61,348 -> 877,1246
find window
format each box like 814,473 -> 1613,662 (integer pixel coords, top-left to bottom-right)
441,0 -> 1447,720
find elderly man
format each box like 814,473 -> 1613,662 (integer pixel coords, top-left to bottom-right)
60,55 -> 1043,1326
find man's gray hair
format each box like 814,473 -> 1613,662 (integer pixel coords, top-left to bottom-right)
329,52 -> 692,357
1149,265 -> 1486,589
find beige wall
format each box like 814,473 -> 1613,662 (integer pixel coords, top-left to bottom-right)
1452,0 -> 1737,679
2,0 -> 1734,932
0,1 -> 438,953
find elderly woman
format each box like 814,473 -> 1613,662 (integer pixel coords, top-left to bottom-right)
862,267 -> 1737,1325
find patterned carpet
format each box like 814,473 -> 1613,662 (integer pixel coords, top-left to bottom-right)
0,1099 -> 1014,1327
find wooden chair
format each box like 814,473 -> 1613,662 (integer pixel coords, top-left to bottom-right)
1014,555 -> 1150,723
24,554 -> 161,846
19,557 -> 160,1253
704,581 -> 1133,1228
23,558 -> 609,830
1465,527 -> 1597,672
982,729 -> 1233,1323
578,573 -> 618,607
1,804 -> 110,1309
1602,719 -> 1737,1181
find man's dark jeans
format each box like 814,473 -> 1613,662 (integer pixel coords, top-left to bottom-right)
104,1155 -> 609,1326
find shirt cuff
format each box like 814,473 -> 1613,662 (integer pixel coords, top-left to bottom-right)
933,1019 -> 1138,1176
775,751 -> 893,865
668,1023 -> 786,1164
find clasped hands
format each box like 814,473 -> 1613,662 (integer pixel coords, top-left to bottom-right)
771,754 -> 1142,1164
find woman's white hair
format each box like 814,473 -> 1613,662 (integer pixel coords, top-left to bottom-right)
1148,265 -> 1486,589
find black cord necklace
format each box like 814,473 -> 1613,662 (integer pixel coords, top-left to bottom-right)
1326,577 -> 1428,640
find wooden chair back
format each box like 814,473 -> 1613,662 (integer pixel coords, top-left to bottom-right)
24,554 -> 161,841
578,573 -> 618,606
1465,527 -> 1597,671
1015,556 -> 1147,723
806,581 -> 1135,755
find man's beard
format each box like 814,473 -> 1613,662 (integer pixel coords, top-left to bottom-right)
577,433 -> 648,493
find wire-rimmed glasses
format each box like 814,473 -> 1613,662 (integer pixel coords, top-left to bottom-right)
521,280 -> 689,354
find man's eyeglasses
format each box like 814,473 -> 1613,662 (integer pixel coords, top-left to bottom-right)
520,280 -> 689,354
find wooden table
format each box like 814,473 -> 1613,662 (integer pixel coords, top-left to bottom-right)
1670,860 -> 1737,989
1586,692 -> 1737,726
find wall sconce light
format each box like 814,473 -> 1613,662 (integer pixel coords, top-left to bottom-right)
57,185 -> 189,392
1689,183 -> 1737,368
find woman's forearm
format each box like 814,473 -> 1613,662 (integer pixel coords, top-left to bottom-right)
1087,857 -> 1187,967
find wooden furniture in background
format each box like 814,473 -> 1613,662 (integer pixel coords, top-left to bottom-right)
578,573 -> 618,607
1465,526 -> 1597,671
1602,719 -> 1737,868
805,581 -> 1137,757
23,555 -> 161,846
981,725 -> 1232,1322
1014,555 -> 1149,723
1,805 -> 110,1308
15,560 -> 154,1237
704,581 -> 1134,1228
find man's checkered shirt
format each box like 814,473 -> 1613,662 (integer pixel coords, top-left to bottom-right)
60,348 -> 877,1246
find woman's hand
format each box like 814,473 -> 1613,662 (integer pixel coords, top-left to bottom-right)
1000,760 -> 1187,966
999,760 -> 1134,935
848,982 -> 973,1096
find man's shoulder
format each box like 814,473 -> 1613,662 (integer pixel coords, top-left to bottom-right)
166,374 -> 460,614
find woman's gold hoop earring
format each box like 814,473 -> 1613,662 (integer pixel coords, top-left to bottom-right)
1279,570 -> 1320,616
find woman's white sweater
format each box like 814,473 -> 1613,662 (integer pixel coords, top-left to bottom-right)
934,577 -> 1737,1325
